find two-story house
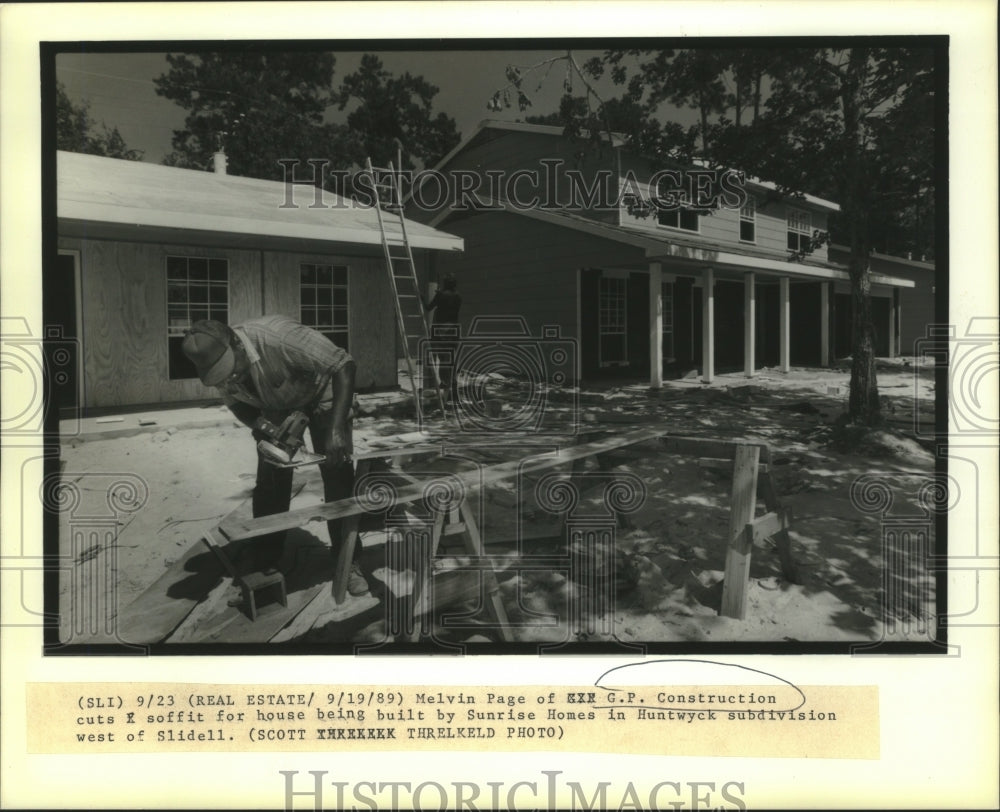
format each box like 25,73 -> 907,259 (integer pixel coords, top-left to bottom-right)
407,120 -> 915,385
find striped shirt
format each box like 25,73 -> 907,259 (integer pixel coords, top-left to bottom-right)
218,315 -> 351,414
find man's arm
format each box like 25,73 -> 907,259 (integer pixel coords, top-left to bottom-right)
321,359 -> 356,467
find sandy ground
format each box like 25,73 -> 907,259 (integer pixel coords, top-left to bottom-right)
57,358 -> 940,646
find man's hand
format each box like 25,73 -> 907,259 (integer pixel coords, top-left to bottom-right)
321,424 -> 352,468
319,360 -> 355,469
229,401 -> 262,432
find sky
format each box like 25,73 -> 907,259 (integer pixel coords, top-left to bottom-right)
56,48 -> 686,165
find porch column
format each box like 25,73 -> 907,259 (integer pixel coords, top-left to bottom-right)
702,267 -> 715,383
894,288 -> 902,357
779,276 -> 790,373
743,271 -> 755,377
649,261 -> 663,388
819,281 -> 830,367
888,290 -> 898,358
575,268 -> 583,383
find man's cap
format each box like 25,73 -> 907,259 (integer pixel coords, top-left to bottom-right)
181,320 -> 235,386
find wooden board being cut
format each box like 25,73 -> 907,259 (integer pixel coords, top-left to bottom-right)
221,427 -> 670,543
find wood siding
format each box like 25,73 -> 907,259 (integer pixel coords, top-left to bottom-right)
432,211 -> 650,381
617,166 -> 831,262
416,129 -> 621,225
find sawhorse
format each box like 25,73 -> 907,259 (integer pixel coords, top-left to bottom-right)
330,455 -> 511,642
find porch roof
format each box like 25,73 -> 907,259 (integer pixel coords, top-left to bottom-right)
472,202 -> 915,289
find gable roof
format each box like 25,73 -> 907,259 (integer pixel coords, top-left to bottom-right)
57,151 -> 463,252
427,118 -> 629,173
424,119 -> 840,213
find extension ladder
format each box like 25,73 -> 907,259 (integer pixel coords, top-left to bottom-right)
365,157 -> 447,421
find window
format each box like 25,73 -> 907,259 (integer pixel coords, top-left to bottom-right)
655,177 -> 700,231
657,207 -> 701,231
787,208 -> 812,252
661,282 -> 674,360
740,196 -> 756,242
166,256 -> 229,380
301,263 -> 349,350
599,275 -> 628,366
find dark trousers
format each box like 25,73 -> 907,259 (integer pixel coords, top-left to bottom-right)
432,338 -> 460,401
251,413 -> 355,571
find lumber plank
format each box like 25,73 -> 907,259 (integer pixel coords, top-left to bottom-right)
123,481 -> 309,645
660,435 -> 768,460
720,445 -> 762,619
412,568 -> 482,616
116,539 -> 224,645
271,593 -> 380,643
697,458 -> 770,474
220,426 -> 671,542
178,540 -> 333,644
192,582 -> 327,644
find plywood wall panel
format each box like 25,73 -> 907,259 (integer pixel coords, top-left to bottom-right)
262,251 -> 301,319
348,257 -> 398,389
76,239 -> 260,408
78,240 -> 162,407
263,251 -> 397,388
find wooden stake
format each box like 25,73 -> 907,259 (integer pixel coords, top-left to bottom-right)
720,444 -> 761,619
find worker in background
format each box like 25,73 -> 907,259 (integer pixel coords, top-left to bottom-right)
424,273 -> 462,402
181,316 -> 368,596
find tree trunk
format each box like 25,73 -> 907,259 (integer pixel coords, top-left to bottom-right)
841,49 -> 881,425
734,69 -> 743,127
700,104 -> 710,154
752,71 -> 761,123
848,254 -> 881,423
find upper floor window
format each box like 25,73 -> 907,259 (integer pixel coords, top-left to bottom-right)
787,208 -> 812,252
740,197 -> 756,242
301,263 -> 349,350
654,177 -> 700,232
657,207 -> 701,232
166,256 -> 228,380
